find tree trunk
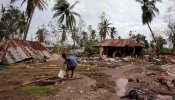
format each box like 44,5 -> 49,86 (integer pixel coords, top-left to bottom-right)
147,22 -> 156,43
73,40 -> 76,49
147,22 -> 158,56
172,37 -> 175,55
172,44 -> 175,55
23,5 -> 37,40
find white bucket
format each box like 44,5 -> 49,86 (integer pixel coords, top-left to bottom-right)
58,69 -> 66,78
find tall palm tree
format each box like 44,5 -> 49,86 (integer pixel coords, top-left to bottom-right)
59,24 -> 67,45
110,27 -> 117,39
136,0 -> 161,43
11,0 -> 48,40
53,0 -> 80,48
98,19 -> 112,40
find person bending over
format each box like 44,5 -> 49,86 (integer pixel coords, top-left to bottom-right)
62,53 -> 77,80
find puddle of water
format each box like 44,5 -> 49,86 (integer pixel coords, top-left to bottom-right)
116,78 -> 128,97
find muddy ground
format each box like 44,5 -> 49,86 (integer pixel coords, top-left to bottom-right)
0,57 -> 175,100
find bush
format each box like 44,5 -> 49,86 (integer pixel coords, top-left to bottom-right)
84,39 -> 98,53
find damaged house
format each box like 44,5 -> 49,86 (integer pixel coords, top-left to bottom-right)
0,39 -> 51,64
94,39 -> 143,57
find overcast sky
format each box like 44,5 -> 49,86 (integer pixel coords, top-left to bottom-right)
1,0 -> 175,41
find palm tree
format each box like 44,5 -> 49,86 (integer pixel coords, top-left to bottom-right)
110,27 -> 117,39
0,6 -> 26,39
11,0 -> 48,40
59,24 -> 67,45
35,27 -> 48,43
98,19 -> 112,40
36,28 -> 45,42
53,0 -> 80,48
136,0 -> 161,43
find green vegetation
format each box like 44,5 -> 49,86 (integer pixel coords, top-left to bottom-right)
1,0 -> 169,56
0,63 -> 22,69
53,0 -> 80,48
0,6 -> 25,40
155,36 -> 167,55
17,86 -> 57,97
136,0 -> 161,43
0,64 -> 10,69
59,24 -> 67,45
35,26 -> 49,43
129,32 -> 149,48
16,85 -> 60,99
98,12 -> 112,41
11,0 -> 48,40
84,39 -> 98,53
110,27 -> 118,39
136,0 -> 161,55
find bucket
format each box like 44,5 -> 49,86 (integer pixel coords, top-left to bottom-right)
58,69 -> 66,78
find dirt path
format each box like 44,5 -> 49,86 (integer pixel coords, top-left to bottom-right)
43,74 -> 111,100
101,61 -> 152,100
1,59 -> 173,100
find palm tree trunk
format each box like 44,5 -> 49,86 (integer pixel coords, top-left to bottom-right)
147,22 -> 156,43
172,37 -> 175,55
23,5 -> 37,40
147,22 -> 158,56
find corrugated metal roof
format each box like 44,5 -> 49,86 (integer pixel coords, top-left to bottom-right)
0,39 -> 51,64
94,39 -> 142,47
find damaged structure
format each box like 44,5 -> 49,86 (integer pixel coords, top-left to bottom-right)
0,39 -> 51,64
94,39 -> 143,57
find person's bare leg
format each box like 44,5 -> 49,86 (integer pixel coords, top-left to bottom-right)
71,69 -> 74,78
66,69 -> 69,80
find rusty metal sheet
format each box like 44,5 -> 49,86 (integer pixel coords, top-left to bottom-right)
94,39 -> 142,47
0,39 -> 51,64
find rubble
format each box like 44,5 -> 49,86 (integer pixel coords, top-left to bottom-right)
162,64 -> 175,80
156,95 -> 173,100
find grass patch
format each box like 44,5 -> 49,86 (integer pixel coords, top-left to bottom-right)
17,85 -> 57,97
147,65 -> 164,72
0,64 -> 10,69
0,63 -> 24,69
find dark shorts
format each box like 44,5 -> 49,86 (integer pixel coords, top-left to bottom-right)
67,65 -> 76,70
